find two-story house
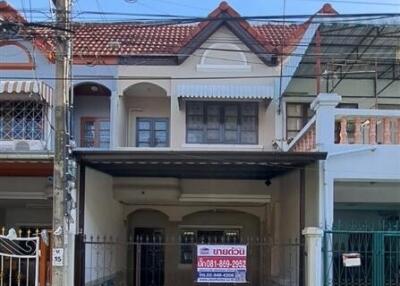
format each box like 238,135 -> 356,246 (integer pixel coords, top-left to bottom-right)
71,2 -> 332,286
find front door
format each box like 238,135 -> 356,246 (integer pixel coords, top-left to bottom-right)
134,228 -> 165,286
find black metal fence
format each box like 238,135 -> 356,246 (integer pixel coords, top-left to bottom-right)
76,234 -> 302,286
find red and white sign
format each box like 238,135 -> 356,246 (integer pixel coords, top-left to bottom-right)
196,245 -> 247,283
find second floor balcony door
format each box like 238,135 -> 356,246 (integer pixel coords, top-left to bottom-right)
136,117 -> 169,147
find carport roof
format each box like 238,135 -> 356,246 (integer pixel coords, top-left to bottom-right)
74,150 -> 326,179
292,22 -> 400,81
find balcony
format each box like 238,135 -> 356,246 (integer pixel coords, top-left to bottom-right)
288,93 -> 400,181
288,94 -> 400,152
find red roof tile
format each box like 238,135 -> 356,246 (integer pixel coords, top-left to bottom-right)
1,1 -> 336,63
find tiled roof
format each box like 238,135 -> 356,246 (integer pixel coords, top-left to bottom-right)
70,23 -> 197,56
39,22 -> 305,57
2,1 -> 336,62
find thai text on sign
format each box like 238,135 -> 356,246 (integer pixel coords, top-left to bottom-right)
196,245 -> 247,283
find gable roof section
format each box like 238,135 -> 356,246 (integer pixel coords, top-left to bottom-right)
174,1 -> 307,65
0,1 -> 55,62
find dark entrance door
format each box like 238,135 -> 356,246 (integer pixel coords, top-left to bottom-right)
134,227 -> 165,286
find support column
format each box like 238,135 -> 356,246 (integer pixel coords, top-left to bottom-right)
302,227 -> 323,286
311,93 -> 341,151
110,91 -> 119,148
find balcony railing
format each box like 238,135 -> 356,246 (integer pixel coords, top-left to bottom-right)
288,116 -> 316,152
335,109 -> 400,145
288,94 -> 400,152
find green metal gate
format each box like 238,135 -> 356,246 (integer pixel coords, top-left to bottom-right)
324,229 -> 400,286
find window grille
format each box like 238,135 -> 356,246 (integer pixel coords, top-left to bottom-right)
0,101 -> 45,140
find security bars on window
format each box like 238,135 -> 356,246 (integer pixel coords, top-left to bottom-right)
0,101 -> 45,140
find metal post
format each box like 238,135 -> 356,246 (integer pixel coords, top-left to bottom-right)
315,30 -> 321,95
373,233 -> 384,286
52,0 -> 71,285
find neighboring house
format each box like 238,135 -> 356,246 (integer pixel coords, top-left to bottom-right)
0,1 -> 54,232
1,1 -> 400,286
284,20 -> 400,286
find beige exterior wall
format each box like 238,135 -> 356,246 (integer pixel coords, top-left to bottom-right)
304,162 -> 320,227
82,164 -> 316,285
116,26 -> 280,150
126,209 -> 262,286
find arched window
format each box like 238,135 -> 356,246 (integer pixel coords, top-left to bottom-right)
197,43 -> 250,72
0,42 -> 34,70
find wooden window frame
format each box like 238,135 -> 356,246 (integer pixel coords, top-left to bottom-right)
286,102 -> 312,139
185,101 -> 259,145
136,117 -> 170,147
80,117 -> 110,148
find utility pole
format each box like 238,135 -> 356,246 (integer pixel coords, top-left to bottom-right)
52,0 -> 71,285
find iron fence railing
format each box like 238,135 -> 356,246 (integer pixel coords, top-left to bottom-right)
0,229 -> 42,286
324,228 -> 400,286
78,235 -> 302,286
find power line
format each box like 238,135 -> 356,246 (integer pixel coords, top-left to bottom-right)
2,71 -> 399,81
8,8 -> 400,22
302,0 -> 400,6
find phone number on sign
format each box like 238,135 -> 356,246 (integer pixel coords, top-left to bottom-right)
197,258 -> 246,268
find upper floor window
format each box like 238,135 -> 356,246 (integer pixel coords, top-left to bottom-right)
0,101 -> 44,140
186,102 -> 258,144
0,43 -> 34,70
286,103 -> 313,139
136,117 -> 169,147
81,117 -> 110,148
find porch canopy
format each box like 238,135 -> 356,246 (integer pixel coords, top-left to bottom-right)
175,84 -> 274,108
74,150 -> 326,179
0,153 -> 53,176
0,80 -> 53,105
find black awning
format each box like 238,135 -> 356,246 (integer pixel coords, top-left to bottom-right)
73,150 -> 326,180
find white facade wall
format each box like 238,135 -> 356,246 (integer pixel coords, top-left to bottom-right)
84,167 -> 126,284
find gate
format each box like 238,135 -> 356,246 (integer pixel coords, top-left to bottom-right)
324,229 -> 400,286
81,234 -> 302,286
0,231 -> 40,286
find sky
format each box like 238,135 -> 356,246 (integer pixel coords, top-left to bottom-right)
8,0 -> 400,22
